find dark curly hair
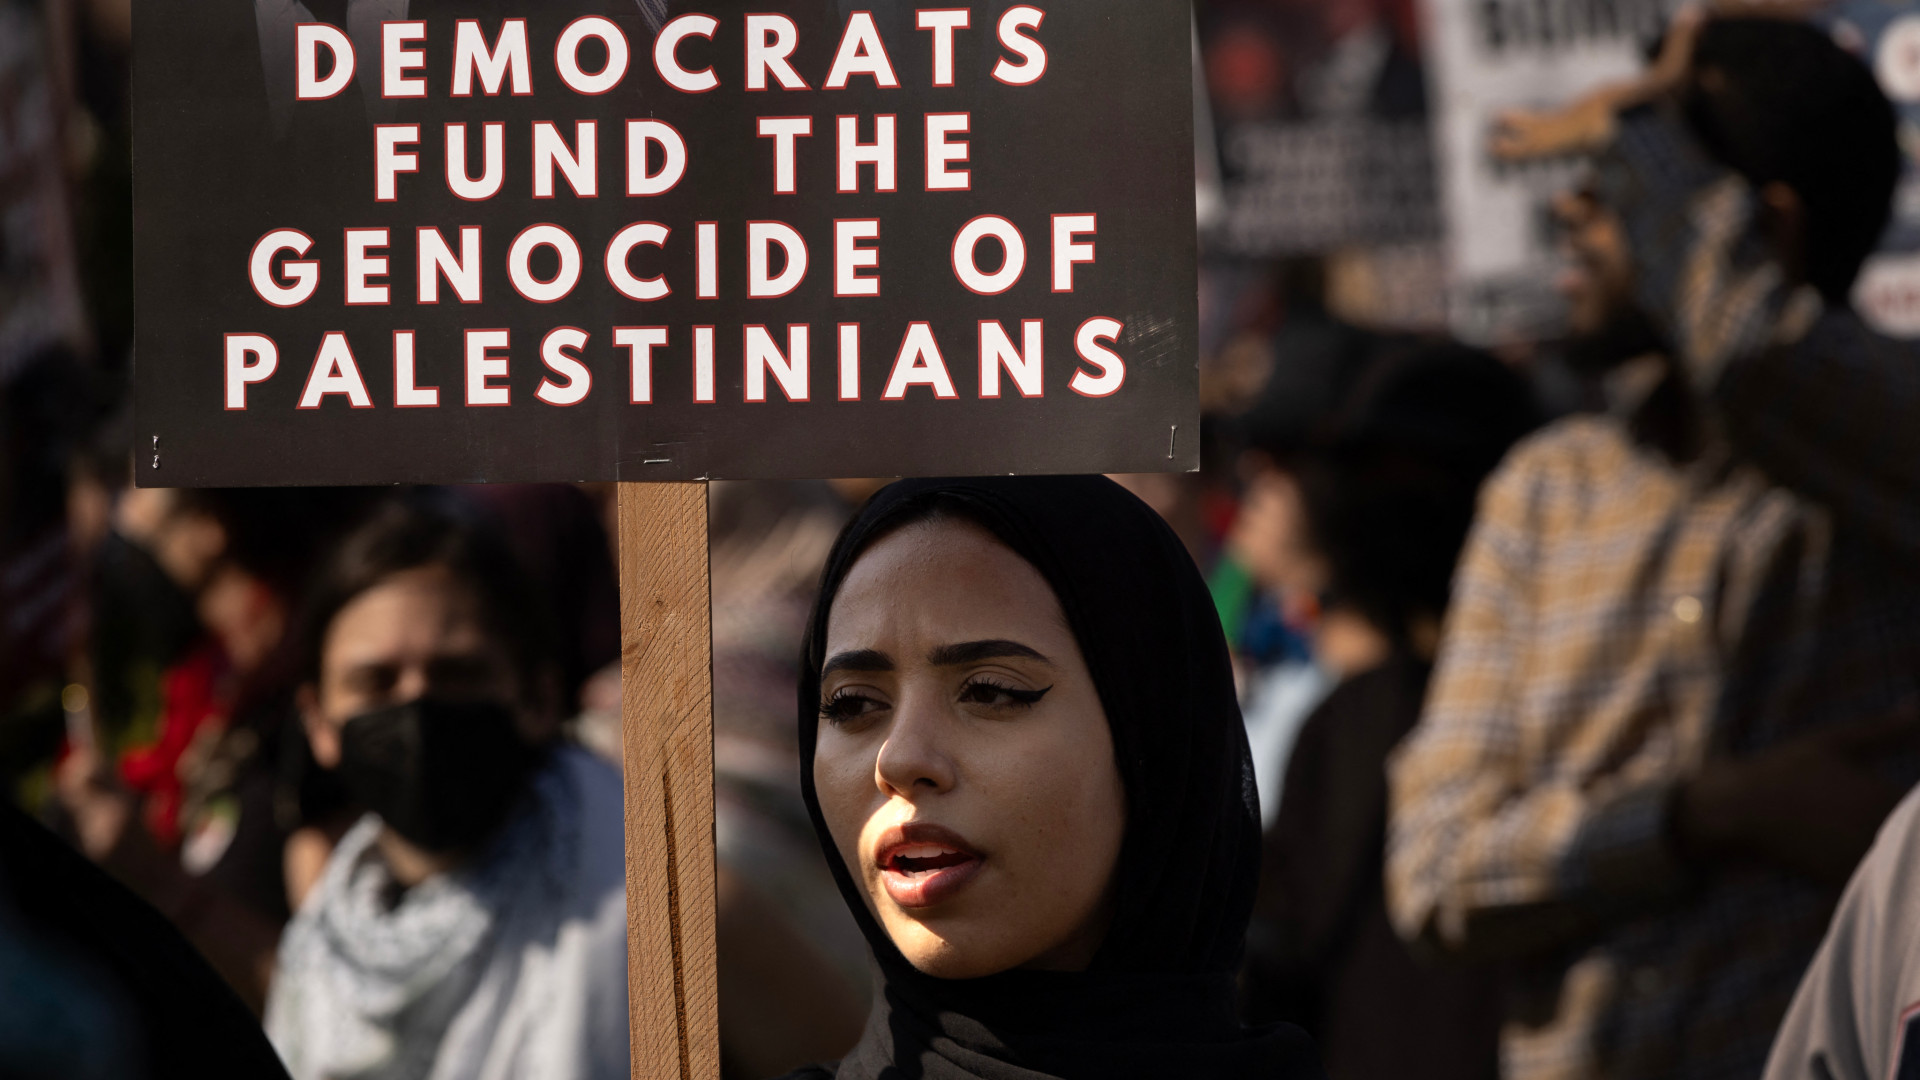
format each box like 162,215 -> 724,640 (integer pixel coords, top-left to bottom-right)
1683,18 -> 1900,305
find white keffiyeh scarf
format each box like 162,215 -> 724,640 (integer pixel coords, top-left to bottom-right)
266,745 -> 628,1080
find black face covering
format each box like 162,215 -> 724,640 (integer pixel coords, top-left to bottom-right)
795,477 -> 1326,1080
336,698 -> 541,854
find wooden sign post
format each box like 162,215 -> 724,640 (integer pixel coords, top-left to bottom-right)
131,3 -> 1197,1075
619,482 -> 719,1077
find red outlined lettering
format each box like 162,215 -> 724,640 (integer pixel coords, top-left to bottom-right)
838,323 -> 861,400
507,223 -> 582,303
979,319 -> 1044,398
655,14 -> 720,93
465,328 -> 512,406
392,329 -> 439,407
825,11 -> 900,88
381,21 -> 427,98
224,333 -> 279,410
951,215 -> 1025,296
835,219 -> 881,297
883,322 -> 958,399
446,122 -> 505,201
417,226 -> 483,304
555,16 -> 629,95
537,327 -> 593,406
249,229 -> 319,308
837,114 -> 897,193
993,6 -> 1047,85
747,221 -> 808,298
744,324 -> 811,402
614,326 -> 669,403
296,24 -> 355,99
343,228 -> 391,306
1070,316 -> 1124,397
626,119 -> 688,196
1051,214 -> 1097,292
697,222 -> 720,299
532,120 -> 598,198
692,325 -> 717,402
925,112 -> 970,191
606,222 -> 671,301
451,19 -> 531,96
745,14 -> 810,90
374,124 -> 420,202
757,116 -> 814,194
299,332 -> 374,409
916,9 -> 971,87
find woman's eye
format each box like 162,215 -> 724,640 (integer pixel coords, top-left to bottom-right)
820,692 -> 886,725
958,679 -> 1053,709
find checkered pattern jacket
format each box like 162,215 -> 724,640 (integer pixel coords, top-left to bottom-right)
1387,107 -> 1920,1080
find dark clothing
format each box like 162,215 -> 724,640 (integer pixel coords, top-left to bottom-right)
1246,656 -> 1502,1080
0,802 -> 291,1079
784,476 -> 1327,1080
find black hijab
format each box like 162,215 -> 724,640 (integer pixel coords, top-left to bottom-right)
790,476 -> 1326,1080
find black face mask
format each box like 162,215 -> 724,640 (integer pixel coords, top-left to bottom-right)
336,698 -> 541,854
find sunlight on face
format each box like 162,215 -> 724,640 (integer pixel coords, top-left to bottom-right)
814,518 -> 1127,979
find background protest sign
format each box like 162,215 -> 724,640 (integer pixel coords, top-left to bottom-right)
132,0 -> 1198,488
1198,0 -> 1440,260
1826,0 -> 1920,338
1420,0 -> 1670,343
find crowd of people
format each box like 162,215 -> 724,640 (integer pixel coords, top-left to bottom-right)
8,2 -> 1920,1079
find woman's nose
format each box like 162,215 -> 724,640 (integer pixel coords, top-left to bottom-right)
873,693 -> 957,799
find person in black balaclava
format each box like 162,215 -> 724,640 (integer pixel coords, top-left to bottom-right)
264,498 -> 628,1080
781,475 -> 1328,1080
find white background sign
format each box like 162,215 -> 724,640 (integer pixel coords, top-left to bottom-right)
1422,0 -> 1669,343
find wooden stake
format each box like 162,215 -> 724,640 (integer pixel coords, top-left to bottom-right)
619,481 -> 719,1080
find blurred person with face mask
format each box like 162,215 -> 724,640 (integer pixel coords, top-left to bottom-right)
1388,15 -> 1920,1080
264,499 -> 627,1080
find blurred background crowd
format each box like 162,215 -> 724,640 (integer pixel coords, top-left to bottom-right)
8,0 -> 1920,1077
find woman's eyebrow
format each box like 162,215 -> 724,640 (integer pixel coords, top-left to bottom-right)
822,649 -> 893,677
927,640 -> 1052,667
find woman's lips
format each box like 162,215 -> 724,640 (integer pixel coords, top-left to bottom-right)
874,823 -> 984,909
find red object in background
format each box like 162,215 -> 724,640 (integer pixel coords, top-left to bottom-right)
1205,23 -> 1288,120
1203,488 -> 1242,550
119,640 -> 227,847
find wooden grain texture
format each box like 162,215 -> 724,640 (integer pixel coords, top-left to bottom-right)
619,482 -> 719,1080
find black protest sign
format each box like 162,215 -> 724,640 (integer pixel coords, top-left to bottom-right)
132,1 -> 1197,486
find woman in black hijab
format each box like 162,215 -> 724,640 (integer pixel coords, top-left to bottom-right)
782,475 -> 1326,1080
